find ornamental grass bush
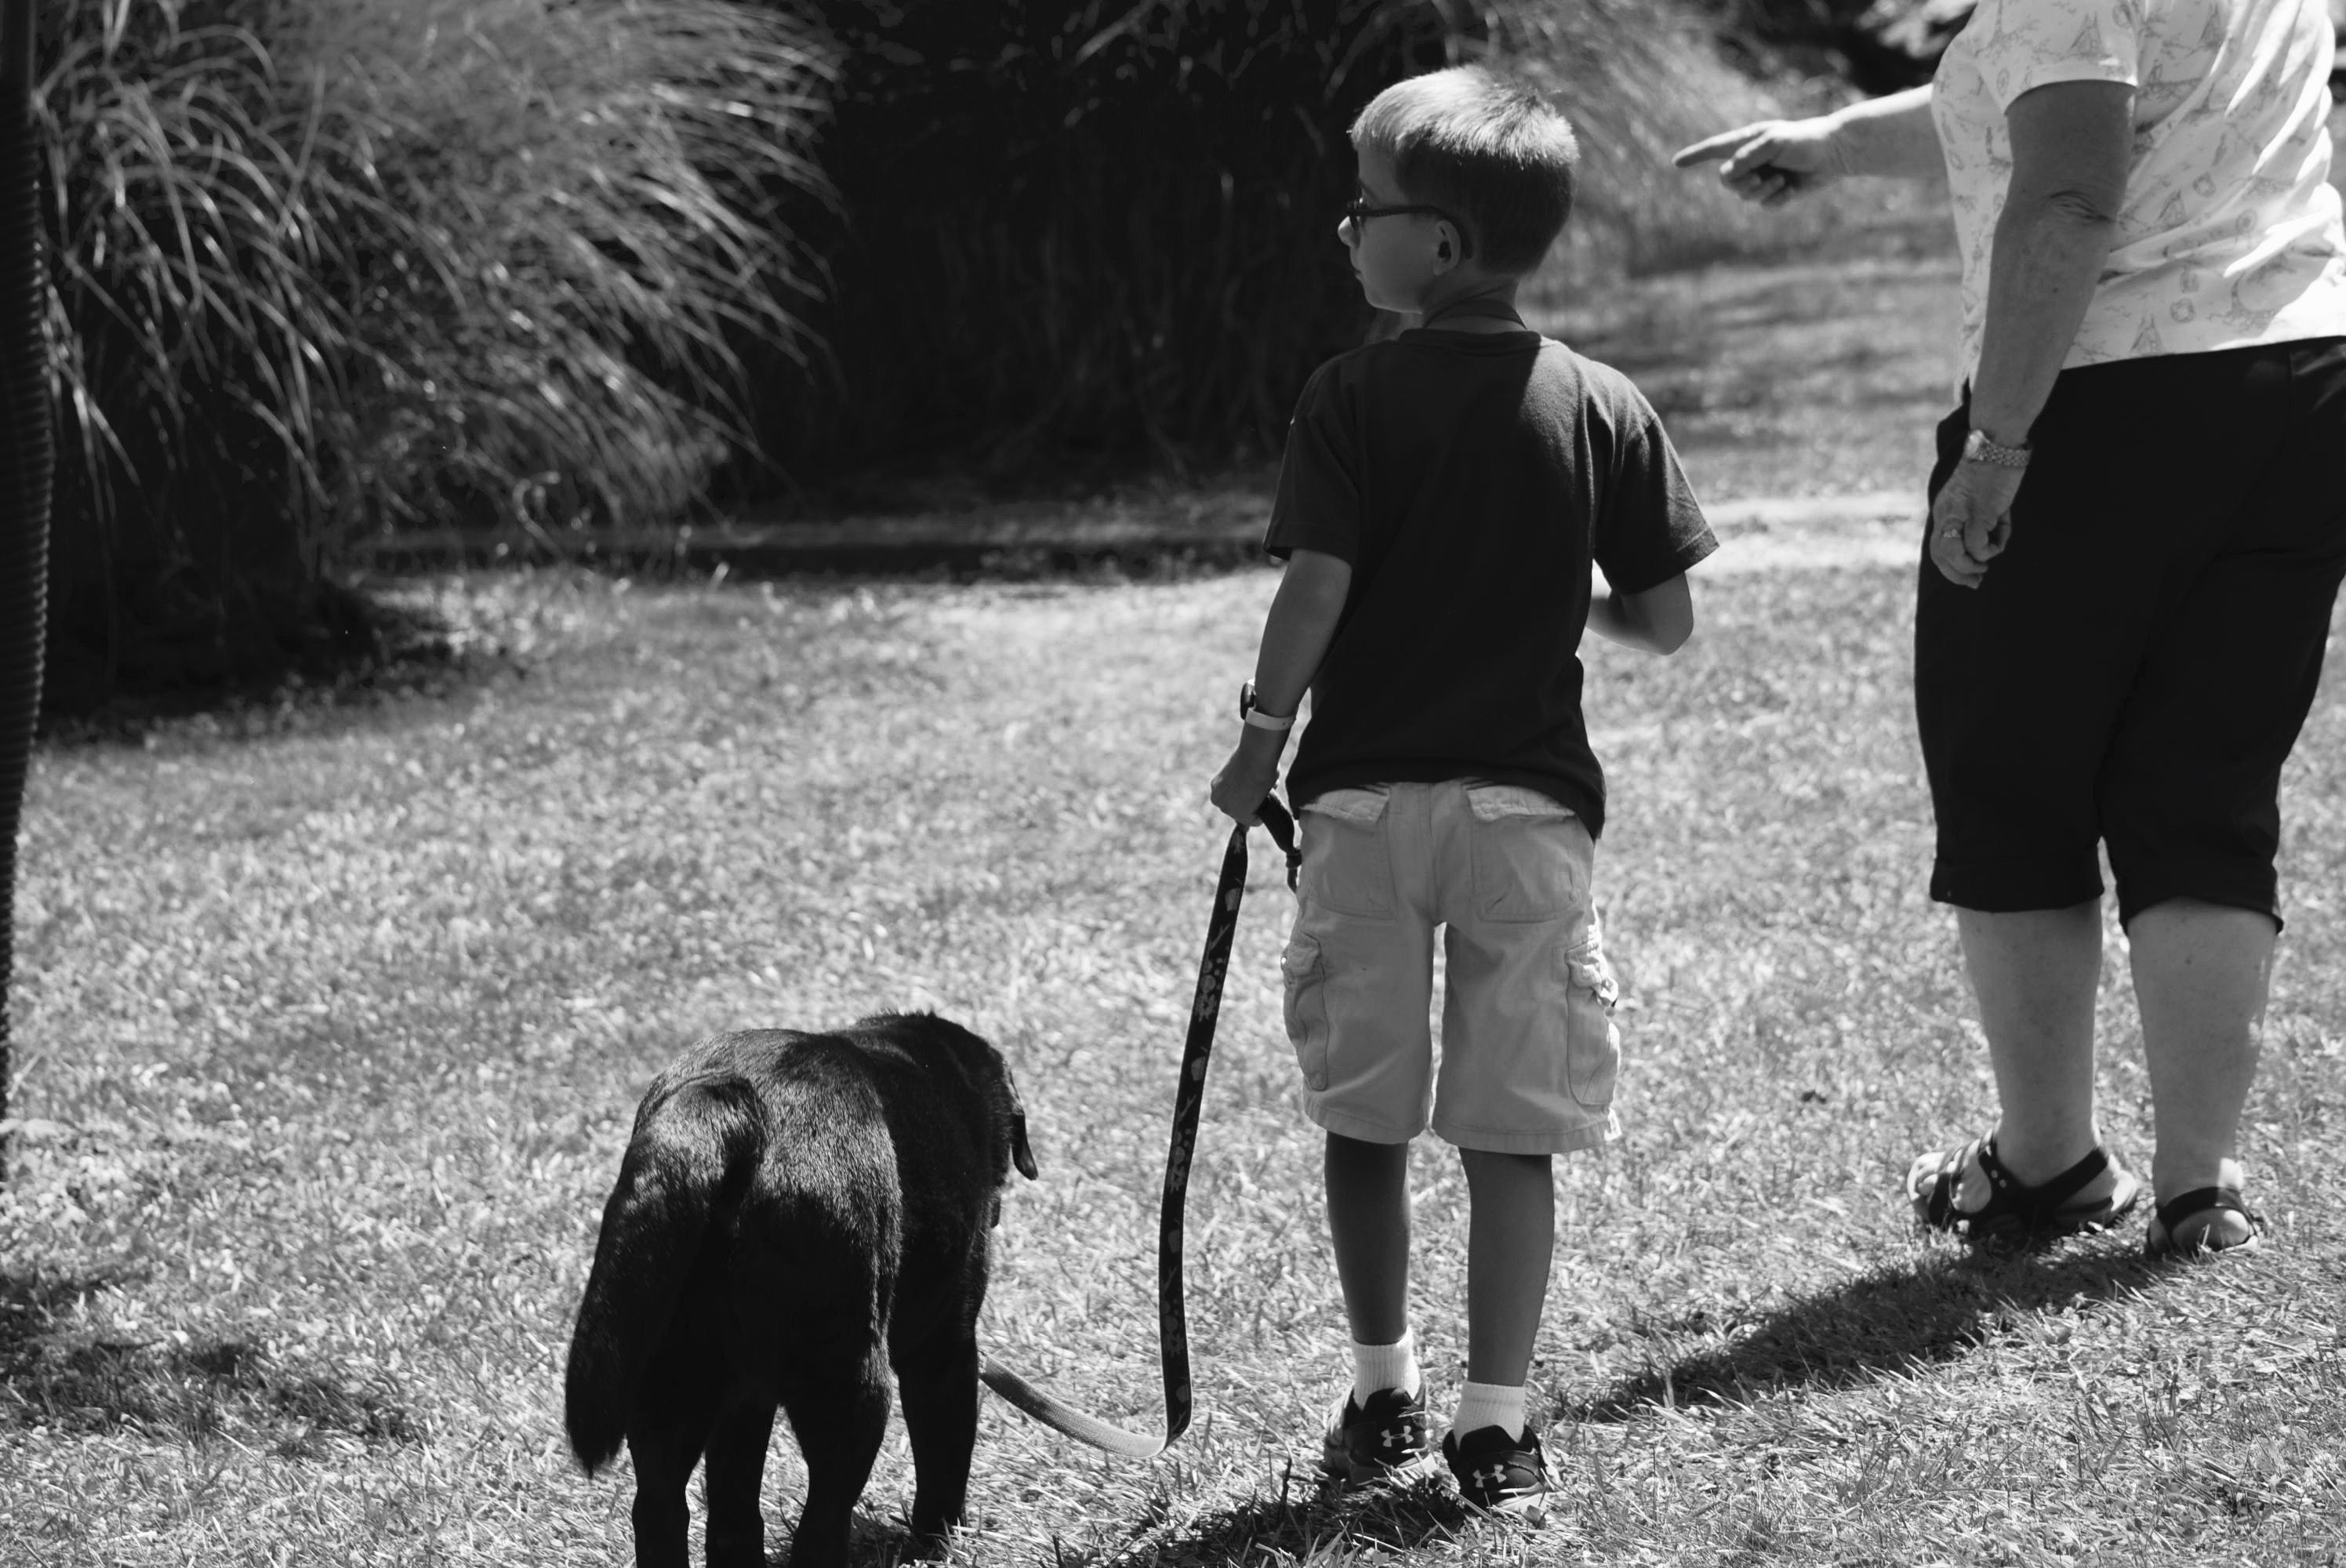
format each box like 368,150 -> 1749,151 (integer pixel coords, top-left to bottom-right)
1497,0 -> 1919,280
35,0 -> 833,703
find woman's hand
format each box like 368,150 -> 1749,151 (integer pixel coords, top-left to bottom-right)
1672,117 -> 1849,206
1928,461 -> 2024,589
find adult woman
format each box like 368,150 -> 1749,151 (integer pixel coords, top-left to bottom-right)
1679,0 -> 2346,1254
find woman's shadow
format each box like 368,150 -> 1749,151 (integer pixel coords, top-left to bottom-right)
1567,1236 -> 2170,1421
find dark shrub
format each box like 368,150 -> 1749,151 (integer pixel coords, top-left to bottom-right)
774,0 -> 1469,488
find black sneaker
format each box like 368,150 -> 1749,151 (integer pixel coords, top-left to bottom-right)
1320,1385 -> 1433,1488
1442,1423 -> 1550,1519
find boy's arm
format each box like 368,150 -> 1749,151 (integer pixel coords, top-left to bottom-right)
1208,548 -> 1353,824
1587,572 -> 1693,655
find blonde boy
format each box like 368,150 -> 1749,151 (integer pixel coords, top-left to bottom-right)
1208,65 -> 1714,1515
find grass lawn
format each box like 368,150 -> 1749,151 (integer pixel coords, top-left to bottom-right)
1536,241 -> 1959,506
5,543 -> 2344,1564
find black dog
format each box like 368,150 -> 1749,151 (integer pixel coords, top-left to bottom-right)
565,1012 -> 1037,1568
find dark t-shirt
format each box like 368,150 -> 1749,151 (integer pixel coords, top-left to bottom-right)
1262,327 -> 1716,837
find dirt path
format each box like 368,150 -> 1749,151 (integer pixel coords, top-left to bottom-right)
354,488 -> 1928,575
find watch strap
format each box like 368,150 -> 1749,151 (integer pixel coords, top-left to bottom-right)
1238,681 -> 1295,731
1961,428 -> 2031,469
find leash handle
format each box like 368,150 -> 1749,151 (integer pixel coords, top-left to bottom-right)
1255,793 -> 1300,891
980,802 -> 1296,1457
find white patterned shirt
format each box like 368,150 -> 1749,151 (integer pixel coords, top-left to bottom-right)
1932,0 -> 2346,393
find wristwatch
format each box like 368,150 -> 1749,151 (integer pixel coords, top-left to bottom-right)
1238,681 -> 1295,731
1960,428 -> 2031,470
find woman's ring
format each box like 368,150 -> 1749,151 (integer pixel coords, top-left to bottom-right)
1938,526 -> 1963,539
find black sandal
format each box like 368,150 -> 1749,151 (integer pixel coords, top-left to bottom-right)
2144,1187 -> 2263,1258
1907,1135 -> 2142,1245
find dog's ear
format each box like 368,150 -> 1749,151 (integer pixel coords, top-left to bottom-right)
1011,1110 -> 1039,1181
1000,1065 -> 1040,1180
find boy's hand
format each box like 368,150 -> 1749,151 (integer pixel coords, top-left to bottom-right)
1208,730 -> 1285,826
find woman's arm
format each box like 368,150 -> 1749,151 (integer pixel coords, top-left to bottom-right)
1965,80 -> 2134,446
1672,85 -> 1941,203
1822,86 -> 1944,178
1928,78 -> 2134,590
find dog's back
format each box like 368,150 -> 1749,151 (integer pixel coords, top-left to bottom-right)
564,1030 -> 902,1475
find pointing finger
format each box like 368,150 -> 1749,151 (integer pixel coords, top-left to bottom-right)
1719,136 -> 1788,181
1671,125 -> 1767,169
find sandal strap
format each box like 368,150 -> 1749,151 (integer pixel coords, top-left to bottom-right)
1977,1138 -> 2109,1223
1922,1138 -> 1985,1229
2154,1185 -> 2248,1235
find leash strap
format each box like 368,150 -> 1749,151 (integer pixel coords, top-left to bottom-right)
980,794 -> 1299,1457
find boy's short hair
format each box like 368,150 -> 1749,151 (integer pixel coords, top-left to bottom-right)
1349,66 -> 1579,277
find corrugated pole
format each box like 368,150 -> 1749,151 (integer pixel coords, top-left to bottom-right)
0,0 -> 55,1183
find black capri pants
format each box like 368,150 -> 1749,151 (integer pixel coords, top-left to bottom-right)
1916,336 -> 2346,929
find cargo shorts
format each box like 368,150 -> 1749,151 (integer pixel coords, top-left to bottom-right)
1280,778 -> 1622,1155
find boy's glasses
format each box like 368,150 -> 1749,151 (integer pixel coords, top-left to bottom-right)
1341,196 -> 1471,254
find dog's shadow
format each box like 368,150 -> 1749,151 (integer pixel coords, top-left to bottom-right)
1564,1236 -> 2172,1421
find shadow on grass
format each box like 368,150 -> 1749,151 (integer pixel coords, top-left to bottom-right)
38,578 -> 515,745
1569,1239 -> 2168,1421
0,1268 -> 419,1455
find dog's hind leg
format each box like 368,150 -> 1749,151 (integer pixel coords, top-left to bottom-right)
699,1398 -> 775,1568
779,1348 -> 888,1568
894,1329 -> 980,1557
626,1410 -> 711,1568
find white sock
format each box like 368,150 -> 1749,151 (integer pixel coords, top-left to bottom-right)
1349,1329 -> 1421,1403
1452,1381 -> 1527,1443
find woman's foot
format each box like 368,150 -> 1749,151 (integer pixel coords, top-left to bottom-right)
2144,1186 -> 2261,1257
1908,1134 -> 2141,1244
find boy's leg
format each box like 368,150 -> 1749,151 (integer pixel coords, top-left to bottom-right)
1291,784 -> 1440,1485
1459,1149 -> 1554,1389
1321,1131 -> 1430,1484
1325,1132 -> 1411,1348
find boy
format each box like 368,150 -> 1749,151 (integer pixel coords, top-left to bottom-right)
1208,65 -> 1713,1517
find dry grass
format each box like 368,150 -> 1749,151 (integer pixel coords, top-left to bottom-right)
5,549 -> 2343,1564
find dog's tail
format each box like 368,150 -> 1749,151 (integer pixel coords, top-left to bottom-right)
563,1074 -> 764,1475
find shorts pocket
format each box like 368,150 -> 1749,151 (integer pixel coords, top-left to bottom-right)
1282,935 -> 1332,1092
1465,783 -> 1582,923
1562,931 -> 1620,1108
1301,787 -> 1395,918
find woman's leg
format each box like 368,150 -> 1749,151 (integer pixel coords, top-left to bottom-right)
1942,901 -> 2126,1207
2125,898 -> 2272,1247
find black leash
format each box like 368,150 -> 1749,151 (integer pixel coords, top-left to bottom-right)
980,795 -> 1300,1457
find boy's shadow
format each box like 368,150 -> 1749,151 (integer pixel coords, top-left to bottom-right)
1094,1468 -> 1468,1568
816,1472 -> 1465,1568
1565,1239 -> 2169,1421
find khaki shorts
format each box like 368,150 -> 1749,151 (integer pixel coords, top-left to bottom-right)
1280,779 -> 1622,1156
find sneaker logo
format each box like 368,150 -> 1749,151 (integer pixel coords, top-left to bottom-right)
1473,1462 -> 1511,1490
1379,1426 -> 1412,1450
